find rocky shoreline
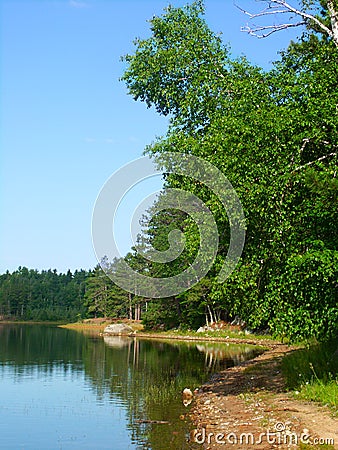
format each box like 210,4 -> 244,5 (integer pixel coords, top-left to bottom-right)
190,345 -> 338,449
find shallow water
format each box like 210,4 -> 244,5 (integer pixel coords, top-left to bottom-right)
0,324 -> 264,449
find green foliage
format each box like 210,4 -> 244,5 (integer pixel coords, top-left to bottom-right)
282,340 -> 338,388
142,299 -> 181,330
0,267 -> 87,321
281,340 -> 338,413
83,257 -> 149,320
121,0 -> 226,125
267,249 -> 338,341
121,1 -> 338,341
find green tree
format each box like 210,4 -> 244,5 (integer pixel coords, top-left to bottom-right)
122,1 -> 338,340
84,261 -> 131,319
0,267 -> 88,321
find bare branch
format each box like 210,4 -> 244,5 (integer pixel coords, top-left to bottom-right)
299,138 -> 310,155
293,152 -> 337,172
236,0 -> 337,46
277,0 -> 333,37
236,3 -> 291,19
241,21 -> 305,38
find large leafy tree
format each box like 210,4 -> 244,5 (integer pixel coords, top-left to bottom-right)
121,1 -> 337,340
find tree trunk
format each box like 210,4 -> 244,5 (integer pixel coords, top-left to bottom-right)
135,303 -> 141,321
328,1 -> 338,48
129,293 -> 133,320
207,304 -> 215,324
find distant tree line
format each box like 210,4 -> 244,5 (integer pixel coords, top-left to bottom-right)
0,265 -> 141,323
0,267 -> 87,321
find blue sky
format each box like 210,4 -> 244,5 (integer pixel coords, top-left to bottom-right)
1,0 -> 301,274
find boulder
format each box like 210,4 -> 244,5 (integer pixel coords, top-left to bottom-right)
103,323 -> 133,335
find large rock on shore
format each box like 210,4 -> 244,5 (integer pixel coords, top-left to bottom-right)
103,323 -> 133,335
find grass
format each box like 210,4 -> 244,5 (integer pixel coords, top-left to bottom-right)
281,339 -> 338,415
299,443 -> 335,450
59,319 -> 144,333
299,379 -> 337,409
140,327 -> 278,342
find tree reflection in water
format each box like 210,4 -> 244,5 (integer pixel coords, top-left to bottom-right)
0,325 -> 264,450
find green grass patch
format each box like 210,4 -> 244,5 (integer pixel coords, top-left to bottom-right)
281,339 -> 338,414
141,327 -> 277,342
298,379 -> 338,411
299,443 -> 335,450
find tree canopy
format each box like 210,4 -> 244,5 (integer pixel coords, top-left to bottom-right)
120,0 -> 338,341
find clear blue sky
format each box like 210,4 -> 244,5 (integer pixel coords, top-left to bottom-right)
1,0 -> 301,274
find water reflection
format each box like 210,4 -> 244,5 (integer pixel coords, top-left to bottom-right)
195,342 -> 257,370
103,336 -> 130,348
0,325 -> 265,449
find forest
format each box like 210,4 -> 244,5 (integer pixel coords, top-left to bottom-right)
1,1 -> 337,342
0,267 -> 87,321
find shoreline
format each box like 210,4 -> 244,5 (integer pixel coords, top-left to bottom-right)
1,320 -> 280,347
120,331 -> 281,348
0,320 -> 65,325
190,345 -> 338,449
60,321 -> 281,347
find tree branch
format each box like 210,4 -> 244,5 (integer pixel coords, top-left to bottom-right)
293,152 -> 337,172
236,0 -> 337,46
236,3 -> 292,19
241,21 -> 305,38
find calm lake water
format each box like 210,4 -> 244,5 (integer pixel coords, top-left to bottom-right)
0,324 -> 264,450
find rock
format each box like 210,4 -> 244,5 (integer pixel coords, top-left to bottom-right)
103,323 -> 133,335
182,388 -> 193,407
182,388 -> 193,398
183,398 -> 193,407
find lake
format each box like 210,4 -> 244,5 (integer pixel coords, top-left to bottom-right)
0,324 -> 264,449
